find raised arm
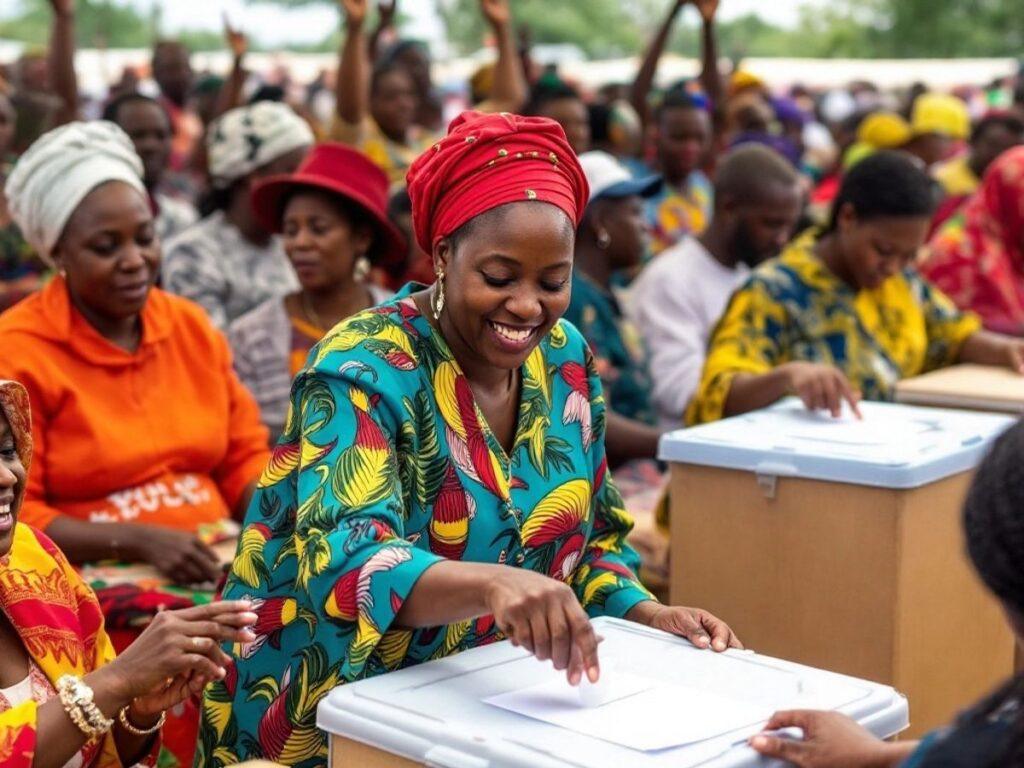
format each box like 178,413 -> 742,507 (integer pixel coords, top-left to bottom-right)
214,15 -> 249,119
693,0 -> 723,115
48,0 -> 78,125
368,0 -> 397,62
480,0 -> 528,112
335,0 -> 371,126
630,0 -> 688,128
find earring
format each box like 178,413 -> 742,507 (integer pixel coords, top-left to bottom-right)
353,254 -> 371,283
596,230 -> 611,250
432,271 -> 446,320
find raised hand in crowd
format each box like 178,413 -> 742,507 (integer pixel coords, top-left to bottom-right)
339,0 -> 370,27
224,13 -> 249,61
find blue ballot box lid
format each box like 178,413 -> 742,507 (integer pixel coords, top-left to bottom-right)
318,617 -> 908,768
657,398 -> 1016,489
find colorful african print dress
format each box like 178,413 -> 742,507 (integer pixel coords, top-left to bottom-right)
687,230 -> 982,425
197,285 -> 654,767
0,524 -> 159,768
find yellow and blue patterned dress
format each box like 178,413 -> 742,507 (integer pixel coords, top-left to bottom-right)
687,231 -> 981,425
197,285 -> 654,767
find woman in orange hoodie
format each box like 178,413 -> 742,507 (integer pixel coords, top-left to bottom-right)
0,121 -> 270,586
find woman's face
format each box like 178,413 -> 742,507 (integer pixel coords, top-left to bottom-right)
837,205 -> 931,291
0,411 -> 25,558
437,202 -> 574,372
595,195 -> 650,270
371,69 -> 418,141
115,100 -> 172,189
53,181 -> 160,321
541,98 -> 591,155
395,46 -> 432,95
282,190 -> 372,292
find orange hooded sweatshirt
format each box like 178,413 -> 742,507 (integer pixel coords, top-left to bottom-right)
0,277 -> 271,532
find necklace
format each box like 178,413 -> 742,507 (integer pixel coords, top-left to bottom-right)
299,291 -> 327,332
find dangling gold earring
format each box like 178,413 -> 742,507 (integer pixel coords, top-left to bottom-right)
352,254 -> 371,283
432,271 -> 446,320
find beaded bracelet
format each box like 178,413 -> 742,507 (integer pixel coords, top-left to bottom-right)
56,675 -> 114,738
117,706 -> 166,736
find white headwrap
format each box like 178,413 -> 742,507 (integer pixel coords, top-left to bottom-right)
4,121 -> 146,264
207,102 -> 314,189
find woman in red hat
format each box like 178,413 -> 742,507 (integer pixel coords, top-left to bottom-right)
228,142 -> 406,440
200,112 -> 739,767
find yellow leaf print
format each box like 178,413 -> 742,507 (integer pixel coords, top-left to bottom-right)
582,571 -> 618,608
433,360 -> 466,441
521,479 -> 591,546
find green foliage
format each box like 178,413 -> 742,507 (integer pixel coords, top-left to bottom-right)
432,0 -> 1024,60
2,0 -> 1023,58
0,0 -> 154,48
436,0 -> 664,57
0,0 -> 243,52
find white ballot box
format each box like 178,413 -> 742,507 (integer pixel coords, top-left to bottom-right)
659,398 -> 1015,737
896,364 -> 1024,413
318,616 -> 909,768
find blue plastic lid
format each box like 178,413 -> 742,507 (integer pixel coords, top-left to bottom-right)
658,398 -> 1016,489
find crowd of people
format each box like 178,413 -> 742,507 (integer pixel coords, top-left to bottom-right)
1,0 -> 1024,765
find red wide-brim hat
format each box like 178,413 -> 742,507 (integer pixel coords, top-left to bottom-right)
252,142 -> 407,267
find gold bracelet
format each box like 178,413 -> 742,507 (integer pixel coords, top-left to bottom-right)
57,675 -> 114,738
117,705 -> 165,736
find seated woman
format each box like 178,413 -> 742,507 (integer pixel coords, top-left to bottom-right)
750,418 -> 1024,768
229,143 -> 404,441
688,151 -> 1024,425
567,150 -> 664,464
0,121 -> 271,585
922,146 -> 1024,337
162,101 -> 313,329
198,112 -> 740,767
0,378 -> 258,768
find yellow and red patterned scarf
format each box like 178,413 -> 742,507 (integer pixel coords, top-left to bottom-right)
0,380 -> 135,768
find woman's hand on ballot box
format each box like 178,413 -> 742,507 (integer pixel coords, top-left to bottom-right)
626,600 -> 743,653
748,710 -> 917,768
486,567 -> 603,687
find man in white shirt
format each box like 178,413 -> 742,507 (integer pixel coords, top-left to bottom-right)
629,145 -> 804,428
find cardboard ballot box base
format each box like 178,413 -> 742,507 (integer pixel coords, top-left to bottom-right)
331,738 -> 419,768
668,464 -> 1014,739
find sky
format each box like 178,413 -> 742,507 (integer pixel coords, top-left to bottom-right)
0,0 -> 821,48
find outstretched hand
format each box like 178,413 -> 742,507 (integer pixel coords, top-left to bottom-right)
223,14 -> 248,59
693,0 -> 720,22
479,0 -> 511,27
339,0 -> 369,26
48,0 -> 75,17
377,0 -> 397,28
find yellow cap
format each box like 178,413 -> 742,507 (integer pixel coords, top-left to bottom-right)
728,70 -> 766,98
857,112 -> 913,149
911,93 -> 970,140
470,63 -> 496,104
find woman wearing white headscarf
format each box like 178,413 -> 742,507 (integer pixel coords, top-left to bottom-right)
162,101 -> 314,328
0,120 -> 270,589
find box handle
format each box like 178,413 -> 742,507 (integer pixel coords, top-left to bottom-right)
424,745 -> 489,768
754,462 -> 798,500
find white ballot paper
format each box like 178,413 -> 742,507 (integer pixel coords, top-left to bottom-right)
484,671 -> 774,752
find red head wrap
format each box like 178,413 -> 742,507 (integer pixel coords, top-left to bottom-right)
406,111 -> 589,256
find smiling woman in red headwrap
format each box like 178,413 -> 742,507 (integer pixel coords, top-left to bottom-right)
200,111 -> 740,767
